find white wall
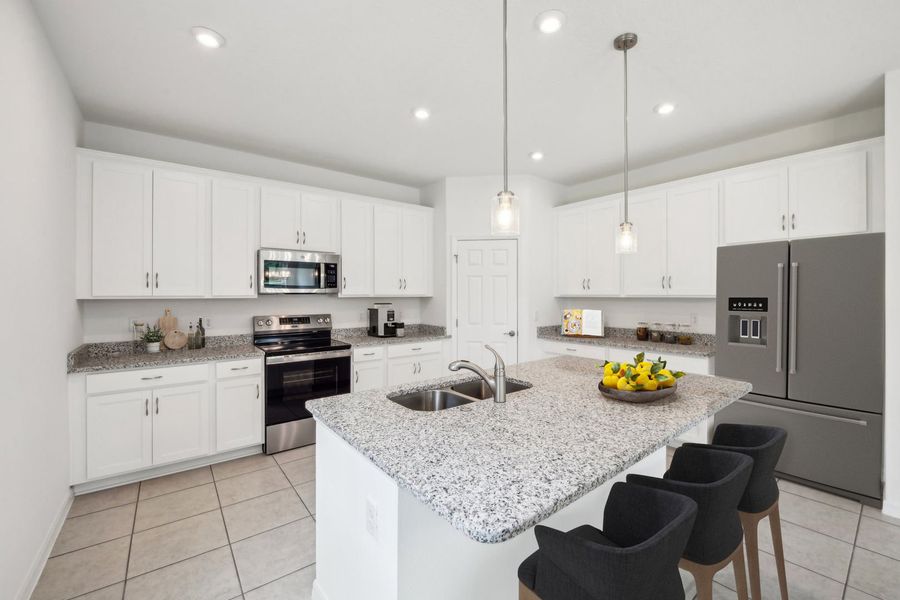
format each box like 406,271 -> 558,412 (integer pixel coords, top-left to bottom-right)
0,1 -> 83,597
883,72 -> 900,518
556,298 -> 717,335
82,122 -> 421,204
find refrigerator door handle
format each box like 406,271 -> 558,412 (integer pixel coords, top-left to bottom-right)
735,399 -> 868,427
776,263 -> 784,373
789,262 -> 799,374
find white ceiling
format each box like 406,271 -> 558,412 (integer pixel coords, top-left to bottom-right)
32,0 -> 900,187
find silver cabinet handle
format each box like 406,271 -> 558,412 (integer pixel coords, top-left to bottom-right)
296,230 -> 300,244
587,278 -> 591,290
582,279 -> 586,290
363,352 -> 375,356
735,399 -> 868,426
303,231 -> 307,245
399,278 -> 403,290
417,362 -> 421,373
506,330 -> 516,337
146,272 -> 150,288
566,348 -> 578,353
781,214 -> 786,231
230,366 -> 249,371
250,274 -> 253,289
355,371 -> 359,383
789,262 -> 799,374
155,273 -> 159,288
661,276 -> 665,289
343,276 -> 347,289
412,363 -> 417,374
403,278 -> 407,290
145,398 -> 149,416
155,397 -> 159,414
668,275 -> 672,289
256,383 -> 260,399
411,347 -> 422,351
791,213 -> 796,230
141,375 -> 163,380
775,263 -> 784,373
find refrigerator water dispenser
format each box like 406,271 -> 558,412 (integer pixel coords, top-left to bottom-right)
727,297 -> 768,346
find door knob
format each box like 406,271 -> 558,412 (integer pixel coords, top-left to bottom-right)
505,330 -> 516,337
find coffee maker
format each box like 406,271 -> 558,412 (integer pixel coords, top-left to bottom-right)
368,303 -> 405,338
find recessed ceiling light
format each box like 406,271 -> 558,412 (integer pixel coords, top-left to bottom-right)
191,26 -> 225,49
654,102 -> 676,115
412,107 -> 431,120
535,10 -> 566,34
530,151 -> 544,161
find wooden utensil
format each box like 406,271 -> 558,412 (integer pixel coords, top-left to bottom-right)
158,308 -> 178,336
164,329 -> 188,351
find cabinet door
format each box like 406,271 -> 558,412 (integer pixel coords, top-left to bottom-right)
86,390 -> 152,479
621,191 -> 668,296
260,186 -> 302,249
416,355 -> 445,381
340,198 -> 374,296
373,205 -> 403,296
91,160 -> 153,297
216,377 -> 262,452
585,199 -> 621,296
152,170 -> 209,296
555,206 -> 589,296
387,357 -> 419,387
152,383 -> 210,465
788,150 -> 867,239
353,360 -> 385,392
400,208 -> 432,295
722,166 -> 789,244
300,191 -> 340,252
211,179 -> 259,297
667,180 -> 719,296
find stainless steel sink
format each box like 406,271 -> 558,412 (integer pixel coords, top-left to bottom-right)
449,379 -> 532,400
388,389 -> 475,412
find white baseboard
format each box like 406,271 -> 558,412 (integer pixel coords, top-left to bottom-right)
882,498 -> 900,519
312,579 -> 330,600
16,488 -> 73,600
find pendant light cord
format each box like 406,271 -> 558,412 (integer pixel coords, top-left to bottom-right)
623,44 -> 629,223
502,0 -> 509,193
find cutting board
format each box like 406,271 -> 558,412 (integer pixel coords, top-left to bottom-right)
158,308 -> 178,336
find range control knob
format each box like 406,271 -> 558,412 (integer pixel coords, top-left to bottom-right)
317,318 -> 324,324
324,317 -> 331,323
265,319 -> 273,326
256,320 -> 264,326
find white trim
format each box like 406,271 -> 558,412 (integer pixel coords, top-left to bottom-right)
882,499 -> 900,520
16,490 -> 73,600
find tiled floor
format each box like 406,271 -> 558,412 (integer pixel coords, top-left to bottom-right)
32,445 -> 317,600
32,445 -> 900,599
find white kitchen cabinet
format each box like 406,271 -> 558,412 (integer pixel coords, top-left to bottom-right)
622,191 -> 669,296
91,160 -> 153,297
417,355 -> 445,380
386,341 -> 445,386
540,340 -> 607,361
373,205 -> 433,297
353,346 -> 386,392
722,166 -> 789,245
373,205 -> 403,295
666,180 -> 719,296
387,357 -> 421,387
554,205 -> 590,296
788,149 -> 867,239
260,186 -> 302,249
211,178 -> 259,297
152,170 -> 209,297
586,200 -> 622,296
340,198 -> 374,296
215,377 -> 263,452
86,389 -> 153,479
300,191 -> 340,252
151,383 -> 210,465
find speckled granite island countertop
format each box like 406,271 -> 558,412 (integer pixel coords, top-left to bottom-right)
307,355 -> 750,543
538,325 -> 717,357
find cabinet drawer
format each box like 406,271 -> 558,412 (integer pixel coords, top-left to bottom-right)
216,359 -> 262,379
87,364 -> 209,395
541,341 -> 606,361
353,346 -> 386,362
387,340 -> 442,359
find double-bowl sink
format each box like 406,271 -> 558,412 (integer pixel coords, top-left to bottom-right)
389,379 -> 532,411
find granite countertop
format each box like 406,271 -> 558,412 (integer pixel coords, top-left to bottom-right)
537,325 -> 717,357
332,324 -> 451,348
307,355 -> 751,544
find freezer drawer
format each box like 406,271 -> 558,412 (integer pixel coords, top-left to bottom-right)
715,394 -> 882,500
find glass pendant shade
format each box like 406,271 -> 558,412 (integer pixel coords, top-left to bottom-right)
491,190 -> 520,235
615,221 -> 637,254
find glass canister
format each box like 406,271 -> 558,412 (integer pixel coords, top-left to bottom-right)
636,321 -> 650,341
649,322 -> 663,343
663,323 -> 678,344
678,323 -> 694,345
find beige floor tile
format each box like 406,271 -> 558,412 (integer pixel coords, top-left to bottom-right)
222,488 -> 309,542
714,548 -> 844,599
777,490 -> 860,542
127,510 -> 228,578
244,564 -> 316,600
843,587 -> 881,600
280,457 -> 315,486
32,537 -> 130,600
863,504 -> 900,527
273,445 -> 315,465
51,503 -> 135,557
134,483 -> 220,532
72,582 -> 125,599
711,582 -> 738,599
139,466 -> 213,500
777,480 -> 861,514
856,516 -> 900,561
124,546 -> 240,600
70,484 -> 139,518
295,482 -> 315,515
232,518 -> 316,591
848,547 -> 900,599
757,519 -> 853,581
212,453 -> 276,480
216,466 -> 290,506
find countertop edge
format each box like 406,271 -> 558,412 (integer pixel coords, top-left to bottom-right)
537,331 -> 716,358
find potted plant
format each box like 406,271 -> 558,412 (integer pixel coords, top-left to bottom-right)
142,325 -> 163,354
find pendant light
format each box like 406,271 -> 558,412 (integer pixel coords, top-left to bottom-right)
614,32 -> 638,254
491,0 -> 520,235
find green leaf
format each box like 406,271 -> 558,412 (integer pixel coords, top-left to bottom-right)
656,374 -> 671,383
657,357 -> 667,368
674,371 -> 686,379
633,382 -> 645,390
610,362 -> 620,373
625,366 -> 633,379
634,352 -> 645,365
650,363 -> 663,375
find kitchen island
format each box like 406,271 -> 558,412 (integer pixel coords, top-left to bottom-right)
307,355 -> 751,600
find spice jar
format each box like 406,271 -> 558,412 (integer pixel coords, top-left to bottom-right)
678,323 -> 694,345
636,321 -> 649,341
663,323 -> 678,344
649,322 -> 663,343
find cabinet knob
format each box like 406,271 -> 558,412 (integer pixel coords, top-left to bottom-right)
505,330 -> 516,337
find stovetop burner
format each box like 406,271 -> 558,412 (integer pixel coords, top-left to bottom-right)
252,313 -> 350,356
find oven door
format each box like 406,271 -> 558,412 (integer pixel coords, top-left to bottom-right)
258,249 -> 339,294
265,349 -> 351,426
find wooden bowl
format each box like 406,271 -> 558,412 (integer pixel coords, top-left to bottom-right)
598,381 -> 677,403
164,329 -> 188,351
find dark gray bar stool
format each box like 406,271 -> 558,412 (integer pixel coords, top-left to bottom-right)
517,481 -> 698,600
684,423 -> 789,600
628,446 -> 753,600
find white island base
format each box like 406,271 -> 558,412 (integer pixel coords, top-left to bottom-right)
311,423 -> 666,600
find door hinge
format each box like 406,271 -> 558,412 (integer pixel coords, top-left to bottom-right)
454,254 -> 459,263
455,318 -> 459,328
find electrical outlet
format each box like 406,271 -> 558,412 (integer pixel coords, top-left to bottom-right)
690,313 -> 698,327
365,496 -> 378,540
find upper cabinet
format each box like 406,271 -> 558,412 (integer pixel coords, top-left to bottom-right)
152,170 -> 209,297
622,191 -> 670,296
340,198 -> 374,297
722,166 -> 789,245
666,180 -> 719,296
260,187 -> 339,252
372,204 -> 433,297
211,178 -> 259,297
555,198 -> 621,297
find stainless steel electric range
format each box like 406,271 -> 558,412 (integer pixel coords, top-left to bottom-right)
253,313 -> 351,454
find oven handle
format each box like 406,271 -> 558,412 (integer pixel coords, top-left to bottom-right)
266,349 -> 352,365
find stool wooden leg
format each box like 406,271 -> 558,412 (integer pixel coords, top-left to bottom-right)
769,502 -> 790,600
679,559 -> 716,600
740,511 -> 763,600
731,543 -> 750,600
519,581 -> 541,600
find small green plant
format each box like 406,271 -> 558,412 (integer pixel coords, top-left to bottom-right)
142,325 -> 163,343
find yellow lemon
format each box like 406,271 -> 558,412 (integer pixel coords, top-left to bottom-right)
602,375 -> 619,388
604,363 -> 615,376
657,375 -> 676,389
659,369 -> 673,378
635,373 -> 651,386
638,361 -> 653,370
644,379 -> 659,391
617,377 -> 633,391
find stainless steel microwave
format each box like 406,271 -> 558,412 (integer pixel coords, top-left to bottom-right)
258,249 -> 340,294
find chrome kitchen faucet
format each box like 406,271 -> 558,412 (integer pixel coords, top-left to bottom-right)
448,345 -> 507,403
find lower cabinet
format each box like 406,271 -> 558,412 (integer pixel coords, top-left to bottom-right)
353,346 -> 386,392
153,383 -> 210,465
86,390 -> 153,480
386,341 -> 445,387
215,376 -> 262,452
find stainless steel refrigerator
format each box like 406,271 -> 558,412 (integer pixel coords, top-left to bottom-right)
714,233 -> 884,502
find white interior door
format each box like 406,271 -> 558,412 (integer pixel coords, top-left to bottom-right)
455,239 -> 518,368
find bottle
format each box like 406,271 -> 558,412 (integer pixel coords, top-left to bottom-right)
197,318 -> 206,349
188,322 -> 196,350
